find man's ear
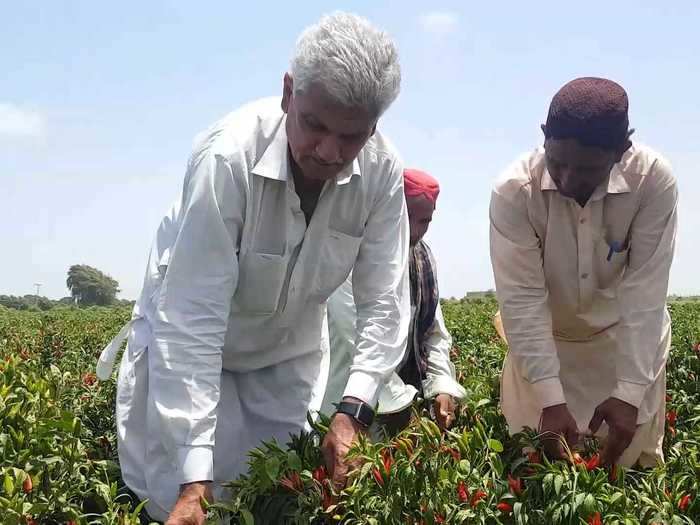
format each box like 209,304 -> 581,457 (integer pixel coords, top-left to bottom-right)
614,129 -> 635,162
281,73 -> 293,113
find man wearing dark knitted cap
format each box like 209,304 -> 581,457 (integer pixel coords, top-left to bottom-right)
490,77 -> 677,469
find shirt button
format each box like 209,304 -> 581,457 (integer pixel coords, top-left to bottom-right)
579,218 -> 586,224
581,273 -> 589,279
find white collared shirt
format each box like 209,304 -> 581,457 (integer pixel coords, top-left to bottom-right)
490,143 -> 677,410
322,272 -> 466,416
140,97 -> 410,483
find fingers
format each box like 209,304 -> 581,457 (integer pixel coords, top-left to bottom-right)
601,425 -> 634,467
542,434 -> 567,460
331,459 -> 348,491
434,396 -> 456,430
588,405 -> 605,435
321,437 -> 335,480
565,420 -> 580,450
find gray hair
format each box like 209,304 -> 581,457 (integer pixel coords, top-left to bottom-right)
290,12 -> 401,118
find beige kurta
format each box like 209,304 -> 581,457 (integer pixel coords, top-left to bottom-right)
490,143 -> 677,465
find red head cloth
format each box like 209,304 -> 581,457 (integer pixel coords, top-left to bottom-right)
403,168 -> 440,205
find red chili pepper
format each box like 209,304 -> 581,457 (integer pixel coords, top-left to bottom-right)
382,449 -> 393,475
588,512 -> 602,525
435,515 -> 445,524
321,486 -> 333,510
585,454 -> 600,471
666,410 -> 677,427
679,494 -> 692,511
373,467 -> 384,487
313,466 -> 327,483
279,471 -> 303,493
470,489 -> 487,508
441,446 -> 461,462
508,474 -> 523,496
82,372 -> 97,386
496,502 -> 513,513
22,476 -> 33,494
527,451 -> 542,464
457,481 -> 469,503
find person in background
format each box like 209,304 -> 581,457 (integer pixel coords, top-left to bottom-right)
321,168 -> 466,437
490,77 -> 677,468
97,12 -> 410,524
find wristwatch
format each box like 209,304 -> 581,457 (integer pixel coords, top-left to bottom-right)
334,400 -> 375,427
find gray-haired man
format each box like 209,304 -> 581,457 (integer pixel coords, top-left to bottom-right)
102,12 -> 409,524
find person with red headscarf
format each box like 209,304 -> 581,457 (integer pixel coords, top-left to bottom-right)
320,168 -> 466,435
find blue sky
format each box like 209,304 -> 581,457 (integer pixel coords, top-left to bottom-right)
2,1 -> 698,299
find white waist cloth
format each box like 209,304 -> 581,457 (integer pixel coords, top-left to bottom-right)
107,316 -> 329,521
500,319 -> 670,467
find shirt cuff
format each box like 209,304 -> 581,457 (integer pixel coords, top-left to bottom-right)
422,375 -> 467,401
177,445 -> 214,485
343,370 -> 382,408
531,377 -> 566,409
611,381 -> 648,408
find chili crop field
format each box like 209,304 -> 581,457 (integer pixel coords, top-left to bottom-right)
1,300 -> 698,524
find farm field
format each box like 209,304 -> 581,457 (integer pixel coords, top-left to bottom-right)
0,299 -> 698,524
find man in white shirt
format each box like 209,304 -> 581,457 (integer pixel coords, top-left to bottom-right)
490,77 -> 677,468
321,168 -> 466,437
98,13 -> 409,524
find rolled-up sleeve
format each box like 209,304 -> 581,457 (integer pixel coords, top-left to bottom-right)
150,151 -> 243,484
344,158 -> 411,407
490,172 -> 565,410
421,304 -> 467,400
611,158 -> 677,408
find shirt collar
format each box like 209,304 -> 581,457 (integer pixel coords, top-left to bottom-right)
250,117 -> 290,181
335,158 -> 362,185
251,115 -> 362,184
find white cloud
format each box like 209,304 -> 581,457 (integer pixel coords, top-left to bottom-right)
418,11 -> 459,35
0,103 -> 46,138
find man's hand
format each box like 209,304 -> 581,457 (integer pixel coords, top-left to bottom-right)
539,403 -> 579,460
165,481 -> 213,525
588,397 -> 638,466
433,394 -> 456,430
321,402 -> 364,491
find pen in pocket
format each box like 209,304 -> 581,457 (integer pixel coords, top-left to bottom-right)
606,240 -> 625,262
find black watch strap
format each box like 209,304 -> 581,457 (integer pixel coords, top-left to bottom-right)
334,400 -> 375,427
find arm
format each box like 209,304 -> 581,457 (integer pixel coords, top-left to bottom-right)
150,150 -> 243,484
489,179 -> 564,410
610,157 -> 678,407
344,158 -> 411,408
422,303 -> 467,400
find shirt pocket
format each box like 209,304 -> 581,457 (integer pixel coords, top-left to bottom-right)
235,251 -> 288,314
595,237 -> 629,289
315,229 -> 362,299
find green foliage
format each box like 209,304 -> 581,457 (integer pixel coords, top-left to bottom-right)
66,265 -> 121,307
0,299 -> 698,524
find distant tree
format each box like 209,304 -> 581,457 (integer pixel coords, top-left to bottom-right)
66,264 -> 120,306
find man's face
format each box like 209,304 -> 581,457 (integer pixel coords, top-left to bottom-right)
406,194 -> 435,246
543,135 -> 623,206
281,74 -> 377,182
